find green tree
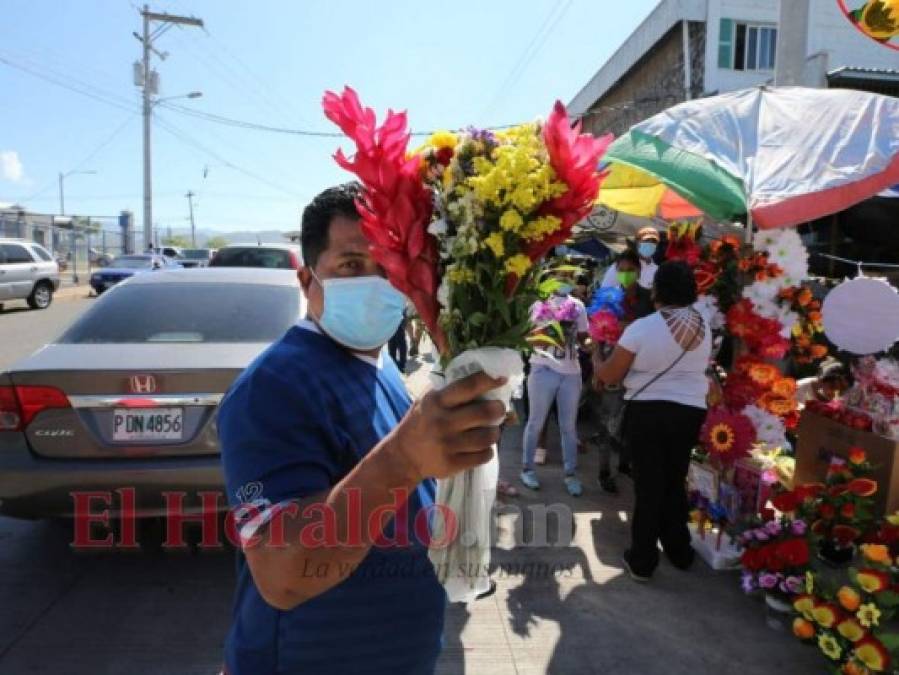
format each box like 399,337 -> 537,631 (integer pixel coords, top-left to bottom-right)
163,234 -> 191,248
205,235 -> 229,249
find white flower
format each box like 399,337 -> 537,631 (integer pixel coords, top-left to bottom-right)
694,295 -> 725,330
743,404 -> 787,449
437,280 -> 450,308
428,218 -> 448,237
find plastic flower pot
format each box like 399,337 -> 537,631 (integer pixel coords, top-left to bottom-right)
818,541 -> 857,568
764,593 -> 794,632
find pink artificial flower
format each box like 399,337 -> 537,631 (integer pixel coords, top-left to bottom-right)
791,520 -> 807,537
759,573 -> 779,589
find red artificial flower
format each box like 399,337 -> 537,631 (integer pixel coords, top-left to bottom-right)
435,146 -> 454,166
526,102 -> 612,263
694,262 -> 719,295
832,525 -> 862,546
776,537 -> 810,567
322,87 -> 448,354
820,503 -> 837,520
772,491 -> 801,514
848,478 -> 878,498
700,406 -> 755,466
723,373 -> 765,411
588,309 -> 623,344
848,447 -> 868,466
841,502 -> 856,519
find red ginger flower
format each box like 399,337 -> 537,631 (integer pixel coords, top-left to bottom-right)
525,101 -> 613,263
322,87 -> 448,355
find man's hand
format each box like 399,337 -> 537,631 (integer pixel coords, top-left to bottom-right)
389,371 -> 508,481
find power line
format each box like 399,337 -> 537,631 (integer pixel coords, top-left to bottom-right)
481,0 -> 574,119
15,114 -> 138,205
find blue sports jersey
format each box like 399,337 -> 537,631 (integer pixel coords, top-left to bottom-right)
218,323 -> 446,674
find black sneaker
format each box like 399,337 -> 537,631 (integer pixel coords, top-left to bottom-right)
597,473 -> 618,494
622,550 -> 651,582
666,549 -> 695,571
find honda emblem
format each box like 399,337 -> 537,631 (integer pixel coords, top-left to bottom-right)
129,374 -> 157,394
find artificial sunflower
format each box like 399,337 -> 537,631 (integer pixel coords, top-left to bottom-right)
700,407 -> 755,465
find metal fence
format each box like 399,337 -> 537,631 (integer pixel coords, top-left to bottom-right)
0,214 -> 138,284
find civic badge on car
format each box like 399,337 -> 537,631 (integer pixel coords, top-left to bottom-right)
129,374 -> 157,394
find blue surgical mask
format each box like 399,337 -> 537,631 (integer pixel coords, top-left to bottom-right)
311,273 -> 407,351
638,242 -> 657,259
556,283 -> 573,296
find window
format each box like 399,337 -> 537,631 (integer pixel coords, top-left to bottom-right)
0,243 -> 35,264
719,19 -> 776,71
60,283 -> 300,344
30,244 -> 53,262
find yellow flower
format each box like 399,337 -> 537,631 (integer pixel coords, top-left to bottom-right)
484,232 -> 505,258
427,131 -> 457,150
857,603 -> 882,628
818,633 -> 842,661
887,512 -> 899,526
521,215 -> 562,242
861,544 -> 891,564
499,209 -> 524,232
504,254 -> 532,277
446,265 -> 477,285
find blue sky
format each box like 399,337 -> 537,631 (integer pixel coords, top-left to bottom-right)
0,0 -> 658,234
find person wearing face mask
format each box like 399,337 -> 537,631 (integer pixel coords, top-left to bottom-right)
217,183 -> 507,675
600,227 -> 660,290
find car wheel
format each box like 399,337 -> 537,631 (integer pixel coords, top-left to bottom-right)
27,281 -> 53,309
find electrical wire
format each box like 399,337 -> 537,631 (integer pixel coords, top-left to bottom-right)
815,253 -> 899,270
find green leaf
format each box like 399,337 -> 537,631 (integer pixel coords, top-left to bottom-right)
468,312 -> 488,327
878,591 -> 899,608
878,633 -> 899,652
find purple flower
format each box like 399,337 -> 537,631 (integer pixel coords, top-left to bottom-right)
791,520 -> 807,536
784,576 -> 804,594
754,530 -> 770,542
759,573 -> 779,589
761,468 -> 779,486
531,302 -> 553,323
555,298 -> 580,322
741,572 -> 756,593
765,520 -> 782,536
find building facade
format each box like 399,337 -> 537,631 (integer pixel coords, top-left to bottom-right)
569,0 -> 899,136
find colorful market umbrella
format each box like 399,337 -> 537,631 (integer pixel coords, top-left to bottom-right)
604,86 -> 899,229
596,161 -> 704,220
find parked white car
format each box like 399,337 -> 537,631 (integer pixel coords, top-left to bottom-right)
0,239 -> 61,311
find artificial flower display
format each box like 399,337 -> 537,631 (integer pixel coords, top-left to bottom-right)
700,407 -> 755,466
738,514 -> 810,602
323,86 -> 611,603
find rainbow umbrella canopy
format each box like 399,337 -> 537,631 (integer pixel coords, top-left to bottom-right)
602,86 -> 899,229
596,161 -> 703,220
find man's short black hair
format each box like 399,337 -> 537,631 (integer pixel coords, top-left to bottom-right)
653,260 -> 698,306
821,362 -> 848,383
301,182 -> 362,269
616,248 -> 641,268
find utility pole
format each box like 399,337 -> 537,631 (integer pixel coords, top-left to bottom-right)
135,6 -> 204,252
185,190 -> 197,247
775,0 -> 810,86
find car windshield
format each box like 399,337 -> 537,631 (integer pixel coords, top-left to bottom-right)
182,249 -> 210,259
212,247 -> 293,269
110,256 -> 153,269
59,282 -> 299,344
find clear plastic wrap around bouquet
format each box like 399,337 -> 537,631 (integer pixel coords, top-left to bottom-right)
323,87 -> 611,601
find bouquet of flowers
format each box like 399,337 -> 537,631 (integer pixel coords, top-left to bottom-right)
793,541 -> 899,673
738,513 -> 810,602
323,86 -> 611,600
795,451 -> 879,565
586,286 -> 625,349
777,285 -> 828,365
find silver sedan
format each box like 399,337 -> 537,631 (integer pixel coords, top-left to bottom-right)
0,267 -> 303,519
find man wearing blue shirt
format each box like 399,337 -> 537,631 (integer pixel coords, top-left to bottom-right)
218,182 -> 505,674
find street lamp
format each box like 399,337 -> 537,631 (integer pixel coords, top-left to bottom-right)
58,169 -> 97,216
57,169 -> 98,285
142,90 -> 202,251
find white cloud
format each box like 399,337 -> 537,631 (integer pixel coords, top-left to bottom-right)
0,151 -> 24,183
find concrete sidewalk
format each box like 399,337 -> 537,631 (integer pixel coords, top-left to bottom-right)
402,354 -> 820,675
54,282 -> 93,301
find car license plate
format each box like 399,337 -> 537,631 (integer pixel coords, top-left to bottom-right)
112,408 -> 183,442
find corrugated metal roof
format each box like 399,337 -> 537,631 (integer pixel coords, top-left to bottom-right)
829,66 -> 899,81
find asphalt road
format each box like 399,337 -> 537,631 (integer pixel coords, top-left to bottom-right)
0,295 -> 93,371
0,295 -> 234,674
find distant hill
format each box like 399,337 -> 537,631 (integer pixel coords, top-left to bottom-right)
161,228 -> 291,246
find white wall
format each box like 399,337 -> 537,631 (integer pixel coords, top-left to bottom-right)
807,0 -> 899,72
704,0 -> 899,95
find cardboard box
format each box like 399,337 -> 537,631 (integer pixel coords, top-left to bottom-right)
794,410 -> 899,518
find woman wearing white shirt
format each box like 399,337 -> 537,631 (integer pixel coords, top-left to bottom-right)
594,261 -> 711,582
